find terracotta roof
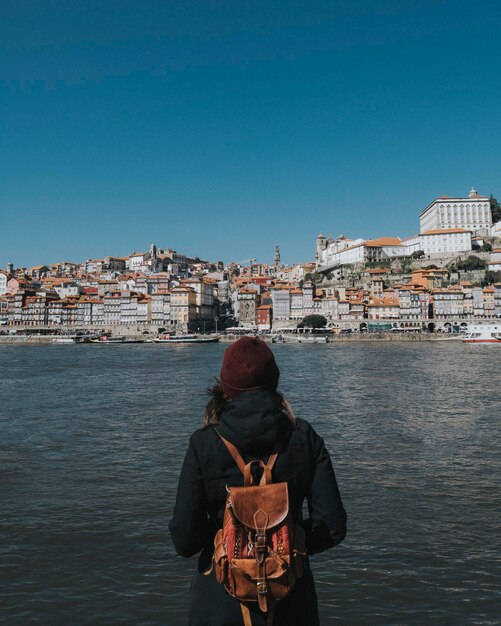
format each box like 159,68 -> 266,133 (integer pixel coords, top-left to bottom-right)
421,228 -> 470,235
365,237 -> 402,247
368,297 -> 399,307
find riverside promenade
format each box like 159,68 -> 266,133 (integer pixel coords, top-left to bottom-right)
0,330 -> 466,344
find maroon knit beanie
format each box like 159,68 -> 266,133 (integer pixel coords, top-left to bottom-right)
220,336 -> 280,399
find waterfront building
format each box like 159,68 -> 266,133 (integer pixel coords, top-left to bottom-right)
170,286 -> 197,331
418,291 -> 431,319
76,298 -> 103,325
311,296 -> 323,315
151,291 -> 171,326
61,302 -> 77,326
0,295 -> 9,324
119,291 -> 137,325
338,300 -> 350,320
319,297 -> 338,320
290,288 -> 304,320
432,288 -> 465,320
302,282 -> 314,316
183,278 -> 216,325
420,188 -> 492,236
398,288 -> 411,318
136,295 -> 152,324
237,288 -> 258,327
47,299 -> 63,325
103,293 -> 122,325
270,288 -> 291,321
494,284 -> 501,317
256,304 -> 272,331
21,294 -> 49,326
483,285 -> 495,318
471,287 -> 485,318
367,295 -> 400,320
347,300 -> 365,319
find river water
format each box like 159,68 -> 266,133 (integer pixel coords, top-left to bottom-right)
0,342 -> 499,625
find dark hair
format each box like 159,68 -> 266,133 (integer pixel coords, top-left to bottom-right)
204,379 -> 297,427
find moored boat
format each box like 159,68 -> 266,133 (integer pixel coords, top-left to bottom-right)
462,322 -> 501,344
90,334 -> 144,344
297,335 -> 329,343
53,336 -> 89,344
153,333 -> 219,344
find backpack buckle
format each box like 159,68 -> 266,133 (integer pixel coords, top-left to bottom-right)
257,581 -> 268,595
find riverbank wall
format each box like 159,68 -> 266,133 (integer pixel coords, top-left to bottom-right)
0,332 -> 465,345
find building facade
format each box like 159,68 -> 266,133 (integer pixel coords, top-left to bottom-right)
420,188 -> 492,235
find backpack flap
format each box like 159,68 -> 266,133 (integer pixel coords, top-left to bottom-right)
228,482 -> 289,531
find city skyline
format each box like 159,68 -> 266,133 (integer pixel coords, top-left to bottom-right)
2,1 -> 501,267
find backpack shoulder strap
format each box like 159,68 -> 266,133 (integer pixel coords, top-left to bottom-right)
259,453 -> 278,485
214,429 -> 246,475
215,428 -> 279,484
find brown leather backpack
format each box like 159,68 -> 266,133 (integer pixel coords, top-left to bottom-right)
210,432 -> 306,626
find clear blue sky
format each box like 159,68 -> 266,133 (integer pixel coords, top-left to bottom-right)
1,0 -> 500,268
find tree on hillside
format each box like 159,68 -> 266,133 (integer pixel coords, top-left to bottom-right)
411,250 -> 425,259
491,197 -> 501,224
483,270 -> 501,286
299,314 -> 327,329
400,258 -> 413,273
455,256 -> 487,271
480,242 -> 492,252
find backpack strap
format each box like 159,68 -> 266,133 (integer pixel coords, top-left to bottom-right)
215,430 -> 246,474
215,429 -> 279,486
240,600 -> 275,626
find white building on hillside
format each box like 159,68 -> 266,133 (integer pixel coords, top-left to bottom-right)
0,271 -> 8,296
418,228 -> 472,255
420,188 -> 491,236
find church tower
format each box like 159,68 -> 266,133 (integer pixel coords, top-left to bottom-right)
274,243 -> 281,267
316,233 -> 327,266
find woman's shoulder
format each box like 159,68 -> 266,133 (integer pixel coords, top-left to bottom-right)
290,417 -> 325,450
186,424 -> 219,454
293,417 -> 321,436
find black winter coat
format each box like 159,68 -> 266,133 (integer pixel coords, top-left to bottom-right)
169,390 -> 347,626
